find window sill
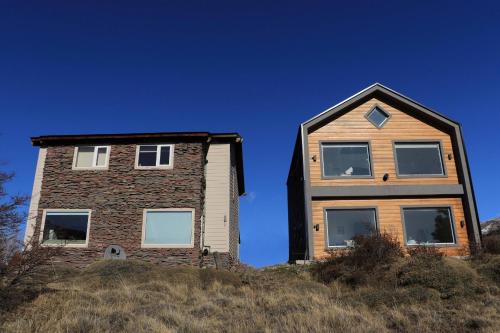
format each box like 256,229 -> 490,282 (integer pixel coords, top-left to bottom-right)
40,242 -> 89,248
72,167 -> 109,171
134,165 -> 173,170
141,244 -> 194,249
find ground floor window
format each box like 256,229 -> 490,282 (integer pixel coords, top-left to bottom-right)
142,209 -> 194,247
41,210 -> 90,246
325,208 -> 377,247
402,207 -> 456,245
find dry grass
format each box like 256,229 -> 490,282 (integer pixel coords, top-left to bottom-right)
0,256 -> 499,333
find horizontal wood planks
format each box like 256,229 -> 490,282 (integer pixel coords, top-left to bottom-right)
308,98 -> 460,186
312,198 -> 469,258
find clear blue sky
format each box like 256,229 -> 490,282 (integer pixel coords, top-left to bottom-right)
1,1 -> 499,267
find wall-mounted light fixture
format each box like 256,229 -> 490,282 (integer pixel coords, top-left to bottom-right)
460,220 -> 465,228
383,173 -> 389,182
448,153 -> 453,160
312,155 -> 317,162
314,224 -> 320,231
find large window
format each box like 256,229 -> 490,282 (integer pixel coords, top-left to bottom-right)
402,207 -> 456,245
136,144 -> 173,168
394,142 -> 444,176
142,209 -> 194,247
321,143 -> 372,177
326,208 -> 377,247
73,146 -> 109,169
41,210 -> 90,246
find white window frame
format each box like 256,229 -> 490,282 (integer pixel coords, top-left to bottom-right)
394,142 -> 445,177
135,144 -> 174,169
39,209 -> 92,248
72,146 -> 110,170
402,207 -> 457,246
324,207 -> 378,248
141,208 -> 195,248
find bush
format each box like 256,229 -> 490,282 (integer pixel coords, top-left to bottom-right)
311,232 -> 404,286
482,234 -> 500,255
406,245 -> 443,258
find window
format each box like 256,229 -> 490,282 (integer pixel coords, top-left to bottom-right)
366,106 -> 390,128
73,146 -> 110,169
321,143 -> 372,177
402,207 -> 456,245
142,209 -> 194,247
136,144 -> 173,168
41,210 -> 90,246
394,142 -> 444,176
326,209 -> 377,247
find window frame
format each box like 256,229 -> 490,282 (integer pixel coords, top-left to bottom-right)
400,206 -> 458,247
393,140 -> 447,178
364,104 -> 391,129
323,206 -> 379,249
72,146 -> 110,170
39,209 -> 92,248
135,144 -> 175,169
320,141 -> 374,179
141,208 -> 195,248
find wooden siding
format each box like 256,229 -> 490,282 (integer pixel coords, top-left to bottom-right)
204,144 -> 230,252
312,197 -> 468,258
308,98 -> 459,186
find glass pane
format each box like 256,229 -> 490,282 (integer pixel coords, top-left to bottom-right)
42,212 -> 89,245
144,211 -> 192,245
395,143 -> 443,175
139,145 -> 157,152
367,107 -> 389,127
322,144 -> 371,177
159,146 -> 171,165
76,147 -> 94,168
403,208 -> 455,244
138,152 -> 157,166
326,209 -> 376,247
96,147 -> 107,166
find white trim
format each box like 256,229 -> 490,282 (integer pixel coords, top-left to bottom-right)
72,146 -> 110,170
24,148 -> 47,244
141,208 -> 195,248
39,209 -> 92,248
135,144 -> 175,169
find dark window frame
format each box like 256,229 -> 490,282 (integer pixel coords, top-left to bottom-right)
364,105 -> 391,129
319,141 -> 374,179
323,207 -> 379,248
393,140 -> 447,178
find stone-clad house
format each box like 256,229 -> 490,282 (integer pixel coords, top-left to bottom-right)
23,132 -> 245,268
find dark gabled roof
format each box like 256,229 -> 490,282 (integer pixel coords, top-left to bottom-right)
31,131 -> 245,195
301,83 -> 460,132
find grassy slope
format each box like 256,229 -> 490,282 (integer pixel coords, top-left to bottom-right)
1,256 -> 499,333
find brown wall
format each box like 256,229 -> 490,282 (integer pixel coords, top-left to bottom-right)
33,142 -> 206,267
312,197 -> 469,259
307,98 -> 460,186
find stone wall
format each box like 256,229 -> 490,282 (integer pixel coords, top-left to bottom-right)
33,141 -> 206,268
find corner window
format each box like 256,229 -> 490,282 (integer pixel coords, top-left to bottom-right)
74,146 -> 109,169
142,209 -> 194,247
321,143 -> 372,177
41,210 -> 90,246
366,106 -> 390,128
402,207 -> 456,245
326,209 -> 377,247
136,144 -> 173,168
395,142 -> 444,176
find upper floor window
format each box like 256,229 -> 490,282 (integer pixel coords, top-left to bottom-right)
73,146 -> 110,169
321,142 -> 372,178
135,144 -> 174,169
394,142 -> 444,176
366,106 -> 390,128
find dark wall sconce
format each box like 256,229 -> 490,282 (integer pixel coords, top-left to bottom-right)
448,153 -> 453,160
383,173 -> 389,182
460,220 -> 465,228
312,155 -> 317,162
314,224 -> 320,231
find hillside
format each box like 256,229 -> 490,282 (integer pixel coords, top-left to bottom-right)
1,254 -> 499,333
482,217 -> 500,235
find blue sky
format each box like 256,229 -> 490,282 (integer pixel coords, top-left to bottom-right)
1,1 -> 499,267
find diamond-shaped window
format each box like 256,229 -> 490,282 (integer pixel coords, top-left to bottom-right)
366,106 -> 390,128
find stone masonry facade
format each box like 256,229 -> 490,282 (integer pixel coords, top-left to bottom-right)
32,141 -> 209,268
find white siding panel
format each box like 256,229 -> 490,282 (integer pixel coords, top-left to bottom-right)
24,148 -> 47,244
204,144 -> 230,252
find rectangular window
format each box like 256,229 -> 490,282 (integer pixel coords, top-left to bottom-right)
326,208 -> 377,247
394,142 -> 444,176
402,207 -> 456,245
136,144 -> 173,168
321,143 -> 372,177
41,210 -> 90,246
74,146 -> 110,169
142,209 -> 194,247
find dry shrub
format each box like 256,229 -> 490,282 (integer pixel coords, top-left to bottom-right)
311,232 -> 404,286
473,255 -> 500,285
406,245 -> 443,258
482,234 -> 500,254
